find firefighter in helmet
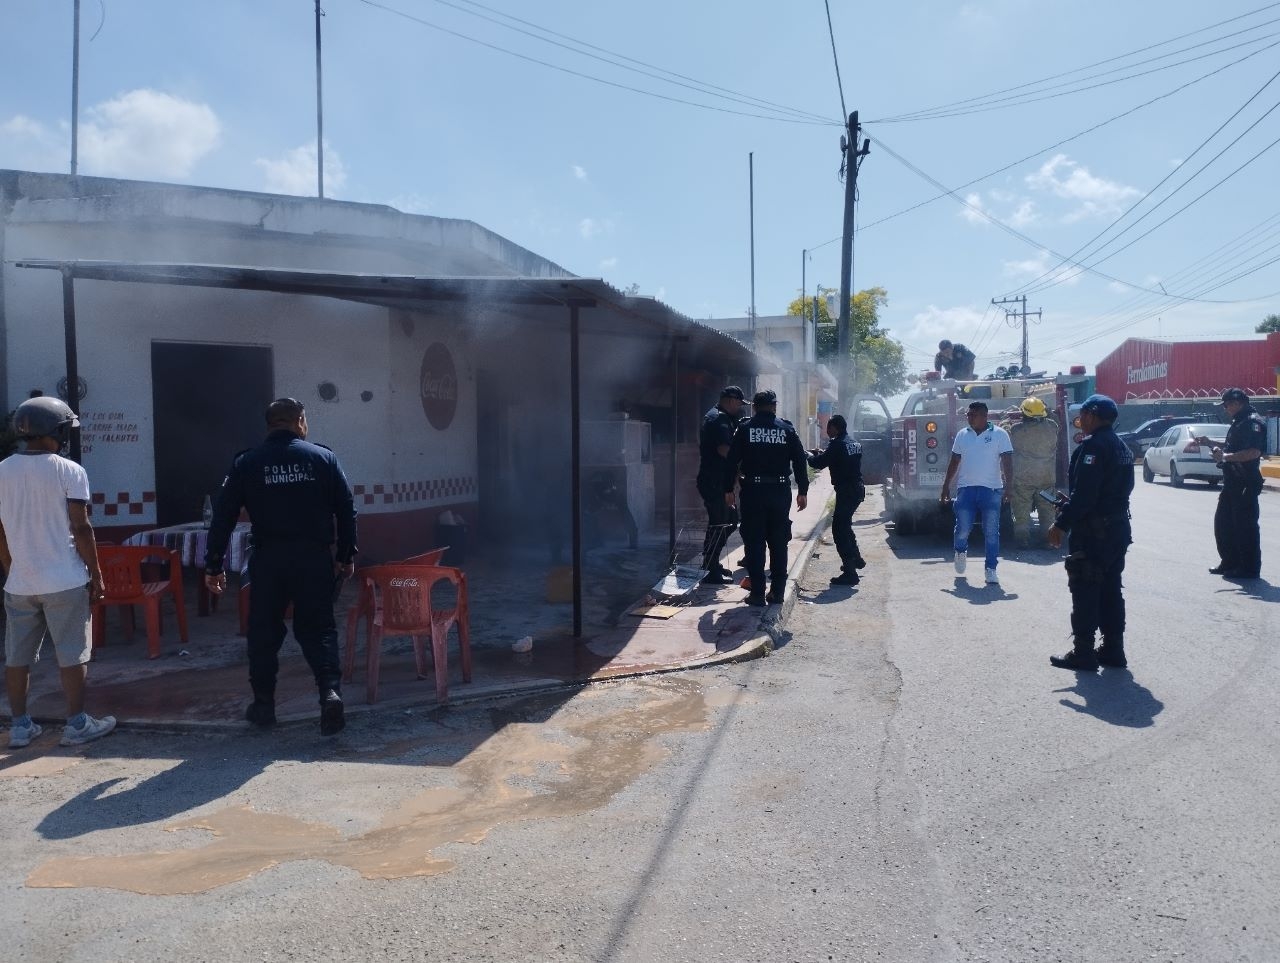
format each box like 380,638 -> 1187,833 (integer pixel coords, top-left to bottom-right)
1007,396 -> 1059,547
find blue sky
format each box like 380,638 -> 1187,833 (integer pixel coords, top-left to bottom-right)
2,0 -> 1278,377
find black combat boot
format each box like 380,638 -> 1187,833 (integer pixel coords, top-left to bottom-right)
319,689 -> 345,736
830,571 -> 860,585
1096,635 -> 1128,668
745,591 -> 767,607
1050,637 -> 1099,671
244,698 -> 276,728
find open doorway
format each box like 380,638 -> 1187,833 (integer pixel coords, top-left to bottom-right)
151,342 -> 273,526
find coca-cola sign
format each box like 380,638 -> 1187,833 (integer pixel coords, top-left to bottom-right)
419,342 -> 458,431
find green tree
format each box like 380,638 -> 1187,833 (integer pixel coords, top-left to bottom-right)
787,285 -> 907,397
1256,313 -> 1280,334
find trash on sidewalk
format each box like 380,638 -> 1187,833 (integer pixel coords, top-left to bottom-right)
651,563 -> 705,598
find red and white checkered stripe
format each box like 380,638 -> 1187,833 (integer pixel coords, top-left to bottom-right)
351,477 -> 477,507
91,490 -> 156,517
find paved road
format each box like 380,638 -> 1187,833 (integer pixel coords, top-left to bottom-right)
2,473 -> 1276,962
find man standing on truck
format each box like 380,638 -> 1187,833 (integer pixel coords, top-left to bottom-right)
1007,397 -> 1059,547
934,340 -> 976,381
941,401 -> 1013,585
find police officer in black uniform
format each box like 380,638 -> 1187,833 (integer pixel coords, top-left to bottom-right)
697,386 -> 746,583
1202,387 -> 1266,579
204,398 -> 358,735
808,414 -> 866,585
725,390 -> 809,606
1045,394 -> 1133,671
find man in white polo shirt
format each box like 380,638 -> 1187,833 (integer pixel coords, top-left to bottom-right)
0,397 -> 115,749
940,400 -> 1014,584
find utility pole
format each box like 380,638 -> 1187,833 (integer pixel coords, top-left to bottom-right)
314,0 -> 325,198
991,294 -> 1041,372
749,152 -> 756,350
837,111 -> 870,406
70,0 -> 81,175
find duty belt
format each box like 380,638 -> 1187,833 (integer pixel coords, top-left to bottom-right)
746,475 -> 790,484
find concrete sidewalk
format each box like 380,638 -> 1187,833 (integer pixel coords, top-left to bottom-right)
10,475 -> 834,734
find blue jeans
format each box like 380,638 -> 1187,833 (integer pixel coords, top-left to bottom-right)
953,486 -> 1002,570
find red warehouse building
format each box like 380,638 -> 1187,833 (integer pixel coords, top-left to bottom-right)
1095,335 -> 1280,400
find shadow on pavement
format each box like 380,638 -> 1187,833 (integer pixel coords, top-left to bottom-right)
1216,576 -> 1280,602
1054,669 -> 1164,728
941,578 -> 1020,604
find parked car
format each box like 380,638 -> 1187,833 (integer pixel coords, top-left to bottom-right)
1118,415 -> 1211,460
1142,423 -> 1228,487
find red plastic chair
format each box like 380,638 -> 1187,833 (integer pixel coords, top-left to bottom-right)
342,548 -> 448,672
92,546 -> 189,659
349,563 -> 471,705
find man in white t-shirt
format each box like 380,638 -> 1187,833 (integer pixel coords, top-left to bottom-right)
940,400 -> 1014,584
0,397 -> 115,749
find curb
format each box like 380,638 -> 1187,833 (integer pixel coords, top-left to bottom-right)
759,504 -> 835,647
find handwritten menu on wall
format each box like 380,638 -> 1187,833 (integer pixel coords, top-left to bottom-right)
80,410 -> 140,456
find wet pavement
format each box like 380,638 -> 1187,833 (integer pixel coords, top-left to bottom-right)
12,475 -> 833,732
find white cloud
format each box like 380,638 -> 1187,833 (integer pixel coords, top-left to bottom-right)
1,90 -> 221,179
599,256 -> 618,270
1025,153 -> 1140,222
0,114 -> 65,171
1007,199 -> 1037,228
907,304 -> 988,342
1001,250 -> 1081,286
255,141 -> 347,196
572,164 -> 587,181
579,216 -> 614,240
960,192 -> 989,226
80,89 -> 221,179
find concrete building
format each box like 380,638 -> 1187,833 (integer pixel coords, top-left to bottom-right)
705,313 -> 837,447
1,170 -> 760,635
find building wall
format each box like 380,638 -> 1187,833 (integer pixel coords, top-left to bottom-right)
1096,335 -> 1280,400
0,171 -> 566,557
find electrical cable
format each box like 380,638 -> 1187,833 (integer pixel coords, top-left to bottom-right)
872,2 -> 1280,122
873,28 -> 1280,123
353,0 -> 838,125
446,0 -> 836,124
1004,65 -> 1280,297
419,0 -> 837,123
870,134 -> 1262,304
801,36 -> 1280,252
823,0 -> 848,122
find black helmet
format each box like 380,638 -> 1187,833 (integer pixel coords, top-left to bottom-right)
13,396 -> 79,445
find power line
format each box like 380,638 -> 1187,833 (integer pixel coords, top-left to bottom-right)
869,134 -> 1265,304
424,0 -> 836,124
1005,65 -> 1280,298
801,37 -> 1280,252
823,0 -> 848,121
1020,118 -> 1280,297
872,1 -> 1280,122
873,28 -> 1280,123
354,0 -> 838,126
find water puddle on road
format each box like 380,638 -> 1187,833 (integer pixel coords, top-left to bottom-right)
28,677 -> 721,895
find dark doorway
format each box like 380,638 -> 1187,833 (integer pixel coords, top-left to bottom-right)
151,342 -> 273,526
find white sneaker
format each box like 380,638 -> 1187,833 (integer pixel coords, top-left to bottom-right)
953,552 -> 967,574
59,714 -> 117,747
985,567 -> 999,584
8,720 -> 42,748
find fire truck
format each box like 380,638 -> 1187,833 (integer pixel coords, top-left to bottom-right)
847,371 -> 1095,535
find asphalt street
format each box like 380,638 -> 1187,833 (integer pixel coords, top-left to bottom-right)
1,472 -> 1276,963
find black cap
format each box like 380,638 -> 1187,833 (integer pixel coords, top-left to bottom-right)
752,389 -> 777,406
720,385 -> 745,401
1219,387 -> 1248,405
